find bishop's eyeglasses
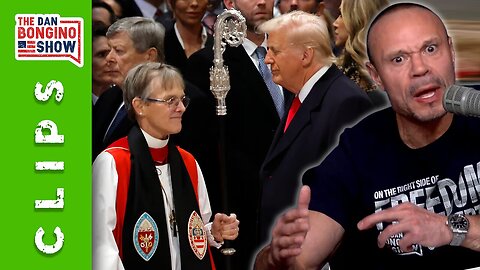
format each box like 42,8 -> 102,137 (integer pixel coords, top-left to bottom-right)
144,95 -> 191,110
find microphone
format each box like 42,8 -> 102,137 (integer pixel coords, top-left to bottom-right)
443,84 -> 480,117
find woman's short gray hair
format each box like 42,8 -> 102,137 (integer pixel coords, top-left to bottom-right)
123,62 -> 185,120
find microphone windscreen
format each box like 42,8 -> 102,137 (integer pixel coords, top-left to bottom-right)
443,84 -> 480,117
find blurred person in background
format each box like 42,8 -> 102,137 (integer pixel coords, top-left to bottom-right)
120,0 -> 174,28
322,0 -> 340,18
103,0 -> 124,17
92,21 -> 116,105
93,0 -> 117,26
333,0 -> 390,108
164,0 -> 214,75
274,0 -> 341,56
276,0 -> 318,15
202,0 -> 224,35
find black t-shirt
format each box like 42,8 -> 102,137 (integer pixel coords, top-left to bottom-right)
305,108 -> 480,269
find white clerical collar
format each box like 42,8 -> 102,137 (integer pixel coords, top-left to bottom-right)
141,128 -> 169,148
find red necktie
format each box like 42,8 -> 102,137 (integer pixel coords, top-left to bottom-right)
149,146 -> 168,165
284,96 -> 301,132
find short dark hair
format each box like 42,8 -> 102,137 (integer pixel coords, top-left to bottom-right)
92,0 -> 117,25
366,2 -> 447,65
92,21 -> 108,40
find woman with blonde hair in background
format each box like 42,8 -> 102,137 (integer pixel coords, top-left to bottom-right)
333,0 -> 389,108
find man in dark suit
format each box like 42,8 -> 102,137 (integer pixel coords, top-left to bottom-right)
184,0 -> 292,269
93,17 -> 210,164
256,10 -> 374,249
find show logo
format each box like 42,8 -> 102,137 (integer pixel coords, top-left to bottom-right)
15,14 -> 84,67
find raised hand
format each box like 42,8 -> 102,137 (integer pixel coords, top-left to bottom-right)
270,185 -> 311,267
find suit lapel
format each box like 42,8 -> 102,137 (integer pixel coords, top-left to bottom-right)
262,65 -> 342,167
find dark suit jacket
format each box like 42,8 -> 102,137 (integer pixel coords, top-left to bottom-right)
258,65 -> 374,245
92,85 -> 129,161
92,81 -> 211,163
118,0 -> 142,17
185,44 -> 292,270
164,24 -> 214,76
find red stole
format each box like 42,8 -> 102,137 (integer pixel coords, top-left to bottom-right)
105,136 -> 214,269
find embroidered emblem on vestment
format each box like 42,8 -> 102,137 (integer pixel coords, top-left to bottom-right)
133,212 -> 159,261
188,211 -> 207,260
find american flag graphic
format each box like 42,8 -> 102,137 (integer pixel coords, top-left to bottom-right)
17,40 -> 36,53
